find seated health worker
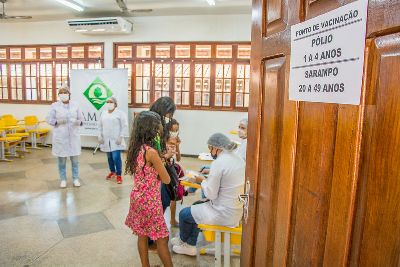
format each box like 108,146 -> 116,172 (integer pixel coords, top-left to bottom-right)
171,133 -> 245,256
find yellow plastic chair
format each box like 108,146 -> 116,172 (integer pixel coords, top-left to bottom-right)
198,224 -> 242,267
24,116 -> 50,149
0,124 -> 22,162
1,118 -> 30,155
1,114 -> 26,133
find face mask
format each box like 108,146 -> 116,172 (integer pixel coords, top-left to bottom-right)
210,148 -> 218,159
169,131 -> 179,138
238,129 -> 247,139
59,94 -> 69,102
165,117 -> 171,124
106,103 -> 115,111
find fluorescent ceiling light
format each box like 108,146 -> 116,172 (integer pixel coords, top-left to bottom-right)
75,29 -> 88,32
206,0 -> 216,6
55,0 -> 84,12
92,29 -> 106,32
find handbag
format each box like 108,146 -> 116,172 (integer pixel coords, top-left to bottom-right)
164,159 -> 180,201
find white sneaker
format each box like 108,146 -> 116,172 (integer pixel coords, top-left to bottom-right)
60,180 -> 67,188
173,243 -> 197,256
73,179 -> 81,187
170,236 -> 184,246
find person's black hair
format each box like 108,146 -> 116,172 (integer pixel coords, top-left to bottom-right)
149,96 -> 176,150
166,118 -> 179,132
125,111 -> 161,175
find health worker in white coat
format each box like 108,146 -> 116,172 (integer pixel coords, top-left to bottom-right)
98,97 -> 128,184
172,133 -> 245,256
236,118 -> 248,161
46,85 -> 84,188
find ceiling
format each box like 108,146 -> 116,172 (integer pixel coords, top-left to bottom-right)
0,0 -> 251,22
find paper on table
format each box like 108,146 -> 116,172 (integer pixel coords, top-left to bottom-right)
179,170 -> 200,183
198,152 -> 214,161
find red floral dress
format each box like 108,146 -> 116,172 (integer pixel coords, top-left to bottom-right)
125,145 -> 169,240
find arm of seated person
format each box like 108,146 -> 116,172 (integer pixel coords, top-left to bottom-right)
200,164 -> 222,200
200,168 -> 210,175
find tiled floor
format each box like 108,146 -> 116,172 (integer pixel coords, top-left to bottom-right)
0,148 -> 240,267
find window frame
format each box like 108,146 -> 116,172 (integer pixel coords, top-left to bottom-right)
0,43 -> 104,104
114,42 -> 250,111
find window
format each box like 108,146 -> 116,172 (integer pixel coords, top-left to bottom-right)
0,64 -> 8,100
137,45 -> 151,58
10,48 -> 22,60
56,47 -> 68,59
215,63 -> 232,107
196,45 -> 212,58
25,63 -> 38,101
238,45 -> 251,59
216,45 -> 232,58
0,49 -> 6,60
55,63 -> 69,88
10,64 -> 23,100
88,63 -> 102,69
175,45 -> 190,58
174,63 -> 190,105
117,46 -> 132,58
156,45 -> 170,58
117,62 -> 133,104
135,62 -> 151,104
40,47 -> 52,59
39,63 -> 53,101
154,63 -> 170,100
72,46 -> 84,58
236,64 -> 250,107
114,42 -> 250,110
88,45 -> 102,59
0,43 -> 104,103
25,48 -> 37,59
194,64 -> 211,106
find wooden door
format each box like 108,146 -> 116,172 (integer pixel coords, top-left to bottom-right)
242,0 -> 400,266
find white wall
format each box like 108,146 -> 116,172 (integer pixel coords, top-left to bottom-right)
0,14 -> 250,155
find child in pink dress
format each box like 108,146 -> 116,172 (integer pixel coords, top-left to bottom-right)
125,111 -> 173,267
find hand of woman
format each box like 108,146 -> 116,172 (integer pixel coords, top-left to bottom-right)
163,152 -> 174,160
195,175 -> 206,183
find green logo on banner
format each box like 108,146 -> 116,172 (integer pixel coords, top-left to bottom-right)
83,77 -> 113,110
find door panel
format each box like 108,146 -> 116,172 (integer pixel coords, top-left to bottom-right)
353,32 -> 400,266
289,102 -> 338,266
265,0 -> 288,36
253,57 -> 288,265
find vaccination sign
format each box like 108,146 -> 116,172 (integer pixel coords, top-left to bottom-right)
70,69 -> 129,136
289,0 -> 368,105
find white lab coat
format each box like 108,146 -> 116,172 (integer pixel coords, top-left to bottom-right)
98,108 -> 128,152
236,139 -> 247,161
191,150 -> 245,227
46,101 -> 83,157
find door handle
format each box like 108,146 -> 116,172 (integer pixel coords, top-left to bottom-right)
238,180 -> 250,223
